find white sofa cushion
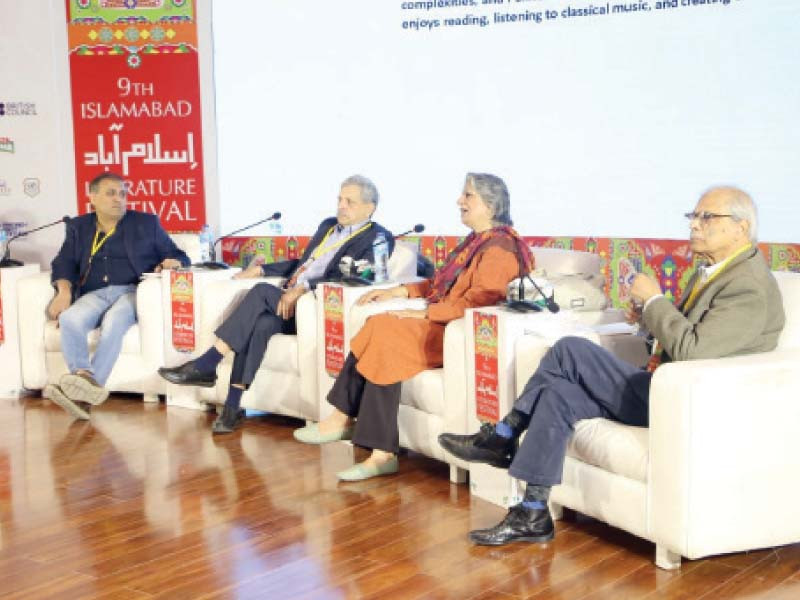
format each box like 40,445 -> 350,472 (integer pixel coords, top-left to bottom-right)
262,334 -> 299,373
400,369 -> 444,416
44,321 -> 143,355
567,419 -> 649,483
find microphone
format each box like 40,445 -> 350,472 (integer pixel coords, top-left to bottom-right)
526,274 -> 560,313
504,274 -> 560,313
196,212 -> 282,270
394,223 -> 424,239
1,216 -> 71,268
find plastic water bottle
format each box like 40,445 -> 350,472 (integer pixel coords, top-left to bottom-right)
0,228 -> 7,263
372,231 -> 389,283
199,224 -> 212,263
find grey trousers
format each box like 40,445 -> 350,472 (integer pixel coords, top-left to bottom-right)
214,283 -> 295,387
508,336 -> 651,486
327,353 -> 402,454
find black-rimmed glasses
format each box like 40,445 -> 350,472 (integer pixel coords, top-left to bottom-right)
684,211 -> 733,223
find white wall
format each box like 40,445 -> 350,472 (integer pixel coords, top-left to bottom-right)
211,0 -> 800,243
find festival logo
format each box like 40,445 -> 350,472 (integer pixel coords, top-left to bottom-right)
0,137 -> 14,153
170,270 -> 195,352
473,312 -> 499,423
70,53 -> 206,231
323,285 -> 345,377
22,178 -> 40,198
0,180 -> 10,196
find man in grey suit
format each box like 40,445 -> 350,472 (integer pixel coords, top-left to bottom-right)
439,186 -> 785,546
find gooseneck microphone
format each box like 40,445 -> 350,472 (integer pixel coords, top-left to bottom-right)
394,223 -> 425,239
505,274 -> 560,313
197,212 -> 282,270
1,216 -> 71,268
526,274 -> 560,313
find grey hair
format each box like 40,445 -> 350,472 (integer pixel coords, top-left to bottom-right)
341,174 -> 380,205
704,186 -> 759,243
466,172 -> 513,226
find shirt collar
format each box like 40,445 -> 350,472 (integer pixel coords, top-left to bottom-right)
335,219 -> 370,235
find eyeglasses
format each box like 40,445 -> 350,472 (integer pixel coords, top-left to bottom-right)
684,211 -> 733,223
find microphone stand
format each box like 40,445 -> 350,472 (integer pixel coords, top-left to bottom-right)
1,217 -> 70,268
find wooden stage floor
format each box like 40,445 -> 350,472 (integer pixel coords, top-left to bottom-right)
0,396 -> 798,599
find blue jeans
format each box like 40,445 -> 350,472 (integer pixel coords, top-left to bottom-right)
58,285 -> 138,385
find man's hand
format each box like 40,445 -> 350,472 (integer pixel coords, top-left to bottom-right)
277,285 -> 306,320
630,273 -> 662,305
233,261 -> 264,280
625,303 -> 643,325
387,309 -> 427,320
155,258 -> 182,273
356,286 -> 409,306
47,291 -> 72,321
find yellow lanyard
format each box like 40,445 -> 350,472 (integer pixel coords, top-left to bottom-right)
682,243 -> 752,313
309,222 -> 372,262
90,226 -> 116,259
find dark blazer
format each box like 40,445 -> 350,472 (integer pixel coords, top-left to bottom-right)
261,217 -> 394,289
51,210 -> 191,297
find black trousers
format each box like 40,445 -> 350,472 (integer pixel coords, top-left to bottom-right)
327,353 -> 402,454
508,336 -> 652,486
214,283 -> 296,387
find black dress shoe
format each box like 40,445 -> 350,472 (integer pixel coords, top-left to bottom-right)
158,361 -> 217,387
438,422 -> 516,468
469,504 -> 554,546
212,406 -> 246,434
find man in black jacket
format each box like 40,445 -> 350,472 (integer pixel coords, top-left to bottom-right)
158,174 -> 394,433
47,172 -> 191,420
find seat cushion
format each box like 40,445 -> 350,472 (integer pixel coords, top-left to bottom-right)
44,321 -> 142,354
566,418 -> 649,483
400,369 -> 444,416
262,334 -> 298,372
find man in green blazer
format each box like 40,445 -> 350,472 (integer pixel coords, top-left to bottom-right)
439,186 -> 786,546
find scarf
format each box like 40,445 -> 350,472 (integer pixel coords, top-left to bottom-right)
426,225 -> 534,303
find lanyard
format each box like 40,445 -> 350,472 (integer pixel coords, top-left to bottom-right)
682,243 -> 752,313
650,243 -> 752,361
309,222 -> 372,262
91,226 -> 116,258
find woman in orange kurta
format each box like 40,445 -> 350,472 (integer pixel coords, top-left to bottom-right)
294,173 -> 534,480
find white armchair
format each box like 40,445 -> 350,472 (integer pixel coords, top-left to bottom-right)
197,242 -> 419,421
342,298 -> 471,483
513,270 -> 800,569
17,233 -> 200,400
18,273 -> 166,400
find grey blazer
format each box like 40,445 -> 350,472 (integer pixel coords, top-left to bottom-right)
643,247 -> 785,362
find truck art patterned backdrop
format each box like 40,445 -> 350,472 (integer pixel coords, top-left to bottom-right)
221,235 -> 800,308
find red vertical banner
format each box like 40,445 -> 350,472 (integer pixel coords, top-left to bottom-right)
473,311 -> 499,423
67,1 -> 205,232
0,271 -> 5,346
323,284 -> 345,377
170,270 -> 195,353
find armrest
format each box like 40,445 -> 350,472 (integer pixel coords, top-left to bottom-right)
347,297 -> 427,335
442,318 -> 469,434
136,277 -> 166,374
17,272 -> 54,389
648,349 -> 800,558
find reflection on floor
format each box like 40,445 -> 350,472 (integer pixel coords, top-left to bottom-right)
0,396 -> 798,600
